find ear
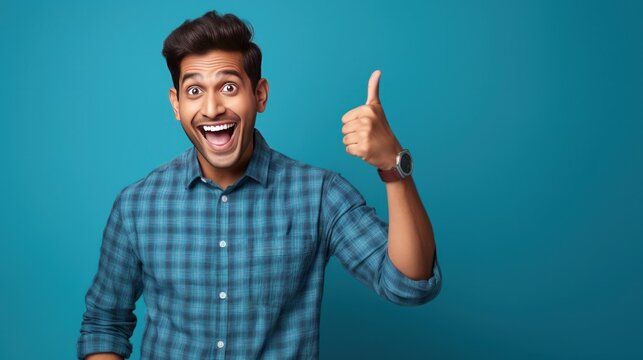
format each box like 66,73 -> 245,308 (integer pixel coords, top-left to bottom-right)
169,87 -> 180,121
255,78 -> 269,113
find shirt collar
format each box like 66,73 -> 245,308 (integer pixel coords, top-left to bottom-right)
244,129 -> 271,186
184,128 -> 271,189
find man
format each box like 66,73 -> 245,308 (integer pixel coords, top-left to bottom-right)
78,10 -> 441,360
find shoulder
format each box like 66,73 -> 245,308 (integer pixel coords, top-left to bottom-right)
268,148 -> 336,182
267,148 -> 362,200
114,148 -> 193,206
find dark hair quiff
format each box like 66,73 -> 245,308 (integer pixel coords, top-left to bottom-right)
162,11 -> 262,93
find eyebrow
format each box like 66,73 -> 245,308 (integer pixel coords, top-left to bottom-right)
181,69 -> 244,85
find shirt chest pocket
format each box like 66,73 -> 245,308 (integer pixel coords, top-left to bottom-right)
248,234 -> 316,307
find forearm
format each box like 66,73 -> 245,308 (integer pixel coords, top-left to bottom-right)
86,353 -> 123,360
386,175 -> 436,280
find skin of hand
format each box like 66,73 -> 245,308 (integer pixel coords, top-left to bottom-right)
341,70 -> 403,170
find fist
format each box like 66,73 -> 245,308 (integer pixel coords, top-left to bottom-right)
341,70 -> 402,170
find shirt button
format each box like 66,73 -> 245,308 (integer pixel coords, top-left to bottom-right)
219,240 -> 227,248
217,340 -> 225,349
221,195 -> 228,203
219,291 -> 227,299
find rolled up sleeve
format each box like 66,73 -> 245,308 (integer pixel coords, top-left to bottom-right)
322,173 -> 442,306
77,191 -> 142,359
381,250 -> 442,306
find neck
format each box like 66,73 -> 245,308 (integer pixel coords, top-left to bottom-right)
198,141 -> 254,190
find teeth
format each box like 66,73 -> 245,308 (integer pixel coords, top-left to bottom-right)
203,123 -> 236,132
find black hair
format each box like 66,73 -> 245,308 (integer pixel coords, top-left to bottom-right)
162,11 -> 262,93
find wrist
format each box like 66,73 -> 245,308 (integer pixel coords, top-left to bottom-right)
377,148 -> 413,183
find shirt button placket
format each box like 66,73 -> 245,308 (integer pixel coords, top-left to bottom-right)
216,192 -> 229,358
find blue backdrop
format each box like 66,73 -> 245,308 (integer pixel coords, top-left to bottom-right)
1,0 -> 642,359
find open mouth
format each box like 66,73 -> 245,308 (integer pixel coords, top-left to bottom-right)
199,122 -> 237,150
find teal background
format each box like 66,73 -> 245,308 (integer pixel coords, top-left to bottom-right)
1,0 -> 641,359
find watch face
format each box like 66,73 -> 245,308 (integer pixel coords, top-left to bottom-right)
400,152 -> 412,174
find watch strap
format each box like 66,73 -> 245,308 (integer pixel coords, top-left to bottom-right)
377,167 -> 403,182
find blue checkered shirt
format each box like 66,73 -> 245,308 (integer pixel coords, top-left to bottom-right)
78,130 -> 442,360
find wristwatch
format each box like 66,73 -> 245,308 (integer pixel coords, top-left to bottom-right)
377,149 -> 413,182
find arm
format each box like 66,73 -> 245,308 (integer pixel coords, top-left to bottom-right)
322,172 -> 440,305
341,70 -> 436,281
77,192 -> 143,359
385,176 -> 435,280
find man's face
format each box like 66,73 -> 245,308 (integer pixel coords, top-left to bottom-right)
169,50 -> 268,179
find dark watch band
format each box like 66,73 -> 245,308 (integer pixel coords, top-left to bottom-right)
377,167 -> 403,182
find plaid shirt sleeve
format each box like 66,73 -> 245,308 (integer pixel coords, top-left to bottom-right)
77,190 -> 143,359
322,173 -> 442,306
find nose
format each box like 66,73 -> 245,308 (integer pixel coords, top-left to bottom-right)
201,92 -> 226,119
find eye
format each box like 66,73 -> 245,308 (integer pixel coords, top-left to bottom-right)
187,86 -> 202,96
222,83 -> 237,93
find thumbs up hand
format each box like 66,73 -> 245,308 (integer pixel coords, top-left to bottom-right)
342,70 -> 402,170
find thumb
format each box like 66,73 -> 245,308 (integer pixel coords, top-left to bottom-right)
366,70 -> 381,105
